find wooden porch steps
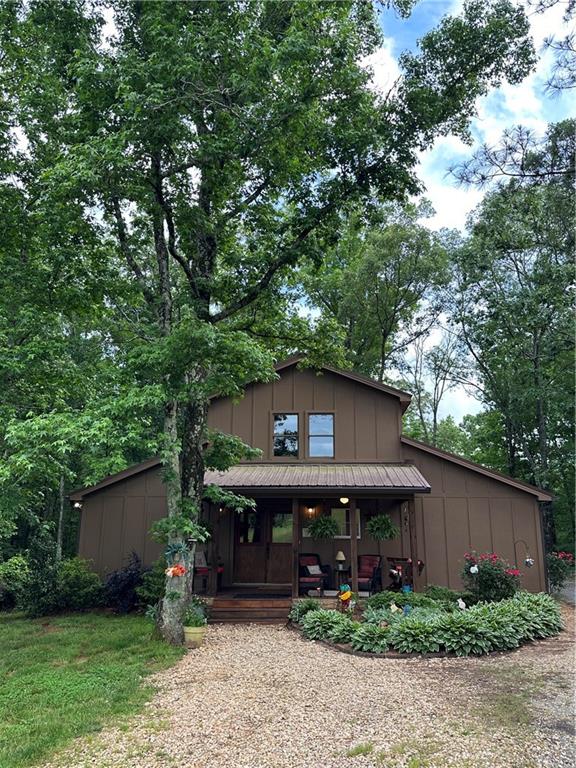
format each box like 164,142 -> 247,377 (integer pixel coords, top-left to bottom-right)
209,597 -> 292,624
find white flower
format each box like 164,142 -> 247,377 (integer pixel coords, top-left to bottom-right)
470,564 -> 479,574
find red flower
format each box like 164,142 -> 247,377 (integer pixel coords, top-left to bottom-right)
505,568 -> 520,577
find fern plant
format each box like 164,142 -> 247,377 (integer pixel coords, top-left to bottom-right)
308,516 -> 339,539
366,513 -> 399,540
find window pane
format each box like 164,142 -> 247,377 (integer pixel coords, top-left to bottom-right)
309,413 -> 333,436
274,413 -> 298,435
330,508 -> 348,536
271,512 -> 293,543
238,511 -> 262,544
274,436 -> 298,457
309,435 -> 334,457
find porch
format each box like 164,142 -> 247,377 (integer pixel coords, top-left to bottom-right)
196,463 -> 430,608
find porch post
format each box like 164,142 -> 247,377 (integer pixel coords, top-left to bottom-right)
292,497 -> 299,599
407,496 -> 423,592
350,499 -> 358,595
207,502 -> 219,596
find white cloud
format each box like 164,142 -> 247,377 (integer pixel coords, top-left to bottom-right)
411,1 -> 574,233
361,37 -> 401,96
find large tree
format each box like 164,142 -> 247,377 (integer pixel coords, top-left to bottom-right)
0,0 -> 536,642
449,123 -> 575,550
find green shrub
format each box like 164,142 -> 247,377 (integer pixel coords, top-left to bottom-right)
547,551 -> 574,592
289,598 -> 323,623
434,612 -> 493,656
388,615 -> 442,654
365,590 -> 437,611
351,623 -> 390,653
424,585 -> 476,605
326,614 -> 361,644
462,552 -> 520,602
105,553 -> 143,613
136,557 -> 167,608
20,524 -> 60,617
301,609 -> 341,640
0,555 -> 31,610
57,558 -> 103,611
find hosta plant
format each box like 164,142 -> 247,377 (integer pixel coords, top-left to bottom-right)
351,623 -> 390,653
327,615 -> 361,644
301,609 -> 341,641
289,598 -> 322,624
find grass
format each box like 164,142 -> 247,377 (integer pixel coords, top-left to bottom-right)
346,742 -> 374,757
0,611 -> 185,768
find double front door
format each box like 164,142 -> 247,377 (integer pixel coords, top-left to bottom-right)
234,500 -> 292,584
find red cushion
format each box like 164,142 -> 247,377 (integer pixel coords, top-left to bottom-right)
195,566 -> 224,575
299,555 -> 320,567
299,576 -> 324,583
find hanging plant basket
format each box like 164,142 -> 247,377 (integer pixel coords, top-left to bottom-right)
366,513 -> 400,541
308,516 -> 339,539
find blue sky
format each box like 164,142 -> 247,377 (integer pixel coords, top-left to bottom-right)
368,0 -> 575,232
363,0 -> 575,422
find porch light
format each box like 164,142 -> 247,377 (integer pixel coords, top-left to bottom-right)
339,496 -> 349,505
73,501 -> 82,510
336,551 -> 346,562
305,506 -> 316,518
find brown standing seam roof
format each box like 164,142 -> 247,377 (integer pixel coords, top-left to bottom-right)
69,460 -> 430,499
204,463 -> 430,491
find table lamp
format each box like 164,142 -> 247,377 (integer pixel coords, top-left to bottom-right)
336,550 -> 346,571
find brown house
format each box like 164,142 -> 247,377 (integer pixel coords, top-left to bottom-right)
71,357 -> 550,605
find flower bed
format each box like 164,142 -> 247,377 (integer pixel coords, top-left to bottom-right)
289,591 -> 563,657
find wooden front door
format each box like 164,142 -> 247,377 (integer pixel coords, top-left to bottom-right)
234,501 -> 292,584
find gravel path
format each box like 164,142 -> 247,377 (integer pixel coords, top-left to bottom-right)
47,605 -> 575,768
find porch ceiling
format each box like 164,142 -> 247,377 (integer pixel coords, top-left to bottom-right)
204,463 -> 430,493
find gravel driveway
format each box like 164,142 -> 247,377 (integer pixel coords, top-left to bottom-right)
48,605 -> 574,768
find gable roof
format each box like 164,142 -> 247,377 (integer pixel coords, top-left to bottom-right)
272,354 -> 412,413
69,458 -> 162,501
401,436 -> 552,501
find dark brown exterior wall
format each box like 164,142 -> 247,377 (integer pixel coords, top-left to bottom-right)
77,466 -> 166,577
208,366 -> 403,462
402,443 -> 546,593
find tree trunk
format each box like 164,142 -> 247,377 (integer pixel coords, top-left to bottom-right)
56,473 -> 65,561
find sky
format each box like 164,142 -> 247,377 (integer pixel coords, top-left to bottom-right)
365,0 -> 575,422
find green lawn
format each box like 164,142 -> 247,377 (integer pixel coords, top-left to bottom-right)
0,612 -> 185,768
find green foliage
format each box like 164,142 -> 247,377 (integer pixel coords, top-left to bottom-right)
0,555 -> 31,610
424,585 -> 473,603
288,598 -> 323,623
149,515 -> 209,545
182,603 -> 207,628
301,609 -> 342,641
434,611 -> 493,656
351,623 -> 391,653
307,516 -> 339,539
203,485 -> 256,514
56,558 -> 103,612
326,614 -> 361,644
546,551 -> 574,592
104,553 -> 143,614
366,513 -> 400,541
365,590 -> 438,611
0,613 -> 184,768
462,552 -> 520,602
20,524 -> 60,618
135,557 -> 167,609
388,614 -> 442,654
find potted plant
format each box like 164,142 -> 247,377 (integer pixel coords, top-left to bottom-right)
183,599 -> 208,648
308,515 -> 339,539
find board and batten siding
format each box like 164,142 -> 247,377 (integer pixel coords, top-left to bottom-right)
77,468 -> 166,577
402,442 -> 546,593
207,366 -> 403,462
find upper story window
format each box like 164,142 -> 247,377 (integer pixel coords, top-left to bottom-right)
308,413 -> 334,458
273,413 -> 299,457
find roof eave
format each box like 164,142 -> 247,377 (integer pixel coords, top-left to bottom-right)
401,436 -> 553,501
